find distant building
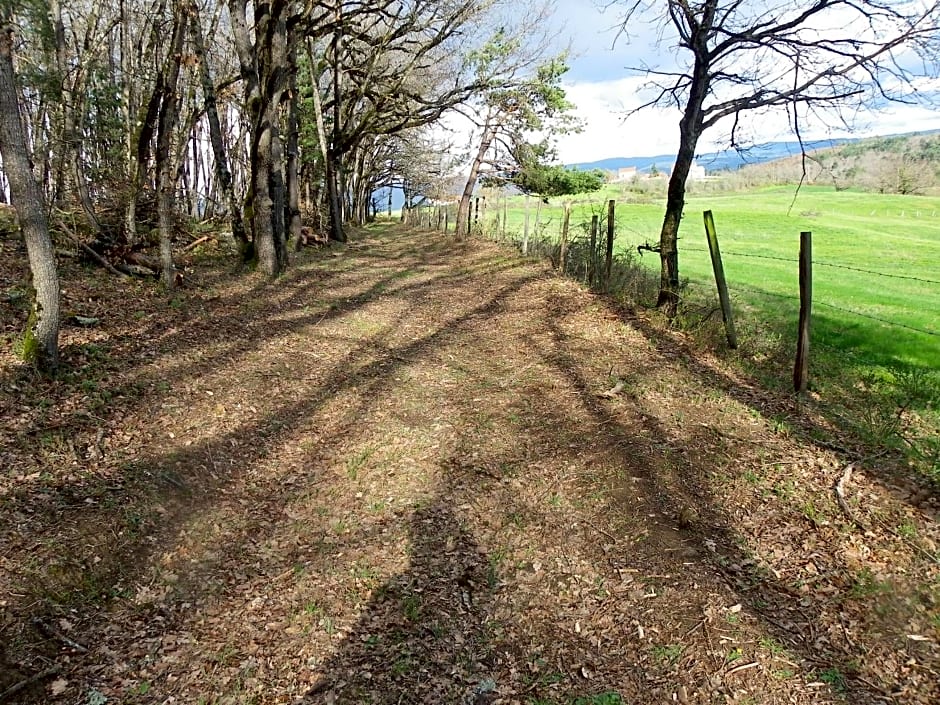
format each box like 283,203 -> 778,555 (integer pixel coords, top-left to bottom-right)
615,166 -> 638,182
687,162 -> 707,180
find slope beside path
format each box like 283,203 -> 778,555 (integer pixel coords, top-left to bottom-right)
1,225 -> 936,704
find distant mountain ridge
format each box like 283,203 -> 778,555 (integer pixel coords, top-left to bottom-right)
569,138 -> 859,174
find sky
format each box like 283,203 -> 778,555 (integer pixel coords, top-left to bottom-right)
547,0 -> 940,164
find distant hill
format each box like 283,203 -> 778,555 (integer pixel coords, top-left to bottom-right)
733,131 -> 940,194
569,138 -> 858,174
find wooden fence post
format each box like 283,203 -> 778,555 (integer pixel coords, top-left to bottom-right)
559,202 -> 571,273
703,210 -> 738,349
589,214 -> 598,286
523,194 -> 531,254
793,231 -> 812,393
605,199 -> 615,291
444,211 -> 449,234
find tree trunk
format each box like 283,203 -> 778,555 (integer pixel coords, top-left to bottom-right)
304,39 -> 337,242
125,0 -> 171,246
230,0 -> 290,273
657,46 -> 709,316
326,152 -> 345,241
0,23 -> 61,371
126,77 -> 163,246
48,0 -> 102,232
326,5 -> 346,242
285,43 -> 302,246
229,0 -> 262,261
456,116 -> 495,239
155,5 -> 186,291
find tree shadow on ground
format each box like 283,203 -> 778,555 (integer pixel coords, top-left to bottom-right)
527,295 -> 937,703
304,490 -> 496,704
0,229 -> 542,702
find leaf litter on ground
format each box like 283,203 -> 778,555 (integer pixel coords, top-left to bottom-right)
0,225 -> 937,704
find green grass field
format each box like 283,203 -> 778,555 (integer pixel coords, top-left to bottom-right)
488,185 -> 940,375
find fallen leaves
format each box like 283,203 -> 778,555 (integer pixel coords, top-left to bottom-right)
0,227 -> 937,705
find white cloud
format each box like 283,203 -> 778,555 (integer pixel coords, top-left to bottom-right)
557,78 -> 683,163
557,76 -> 940,165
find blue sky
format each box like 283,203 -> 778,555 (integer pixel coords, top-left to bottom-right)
547,0 -> 940,164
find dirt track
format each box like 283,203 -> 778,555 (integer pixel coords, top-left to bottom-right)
1,225 -> 937,704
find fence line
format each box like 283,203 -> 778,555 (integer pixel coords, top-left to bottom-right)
681,245 -> 940,284
813,300 -> 940,337
446,209 -> 940,340
813,261 -> 940,285
722,283 -> 939,337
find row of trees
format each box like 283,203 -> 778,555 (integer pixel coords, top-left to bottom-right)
0,0 -> 572,371
3,0 -> 939,370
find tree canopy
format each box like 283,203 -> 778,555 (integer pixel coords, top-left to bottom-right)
511,164 -> 605,198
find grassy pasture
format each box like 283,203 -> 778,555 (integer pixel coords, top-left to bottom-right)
490,185 -> 940,374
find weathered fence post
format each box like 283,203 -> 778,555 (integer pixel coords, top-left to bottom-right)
703,210 -> 738,349
589,214 -> 599,286
793,231 -> 812,393
559,202 -> 571,273
605,199 -> 615,291
523,194 -> 531,254
444,211 -> 449,234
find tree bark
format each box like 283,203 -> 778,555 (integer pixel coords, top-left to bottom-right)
232,0 -> 290,274
48,0 -> 102,233
327,4 -> 346,243
155,4 -> 186,290
285,42 -> 302,246
656,36 -> 709,316
0,23 -> 61,371
125,0 -> 170,246
456,115 -> 495,238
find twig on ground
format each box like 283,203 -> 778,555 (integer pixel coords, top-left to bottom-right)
584,519 -> 618,544
0,666 -> 61,703
834,463 -> 867,532
183,235 -> 212,252
33,617 -> 88,653
725,661 -> 759,676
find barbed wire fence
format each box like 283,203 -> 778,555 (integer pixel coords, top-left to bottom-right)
428,198 -> 940,352
678,245 -> 940,338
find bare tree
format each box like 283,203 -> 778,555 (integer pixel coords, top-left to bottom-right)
312,0 -> 512,240
189,0 -> 249,256
0,19 -> 61,371
155,0 -> 187,290
614,0 -> 940,314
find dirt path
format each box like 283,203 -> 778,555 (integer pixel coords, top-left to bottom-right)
1,226 -> 937,704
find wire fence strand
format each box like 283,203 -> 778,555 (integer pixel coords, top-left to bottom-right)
678,244 -> 940,285
717,283 -> 940,337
